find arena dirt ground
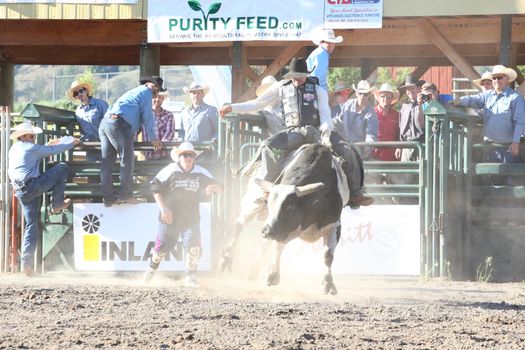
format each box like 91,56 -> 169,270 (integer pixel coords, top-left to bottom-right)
0,272 -> 524,349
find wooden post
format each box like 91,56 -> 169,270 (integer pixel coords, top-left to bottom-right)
231,41 -> 246,102
0,61 -> 14,110
500,15 -> 512,66
139,44 -> 160,78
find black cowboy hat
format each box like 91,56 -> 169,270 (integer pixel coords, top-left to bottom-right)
139,75 -> 167,92
283,57 -> 311,79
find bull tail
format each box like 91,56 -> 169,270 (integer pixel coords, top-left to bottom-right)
320,129 -> 333,149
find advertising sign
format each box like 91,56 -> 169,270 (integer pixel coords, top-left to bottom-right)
148,0 -> 383,43
73,203 -> 212,271
279,205 -> 420,276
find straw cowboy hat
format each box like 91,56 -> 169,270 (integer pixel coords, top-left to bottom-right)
170,142 -> 203,162
473,72 -> 493,87
333,81 -> 352,94
10,119 -> 43,140
352,80 -> 373,94
183,81 -> 210,95
490,65 -> 517,82
256,76 -> 278,97
139,76 -> 168,92
313,28 -> 343,46
66,81 -> 93,102
283,57 -> 311,79
373,83 -> 400,104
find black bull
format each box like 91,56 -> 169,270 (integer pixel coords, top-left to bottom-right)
220,142 -> 346,295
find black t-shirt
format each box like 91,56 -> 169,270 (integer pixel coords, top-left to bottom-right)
150,162 -> 217,224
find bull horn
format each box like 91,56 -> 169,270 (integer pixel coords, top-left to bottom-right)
254,178 -> 274,192
295,182 -> 324,197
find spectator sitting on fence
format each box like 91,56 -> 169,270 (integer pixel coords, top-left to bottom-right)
139,91 -> 175,160
99,76 -> 163,207
306,28 -> 343,91
143,142 -> 222,287
332,79 -> 378,159
372,83 -> 400,162
66,80 -> 108,162
179,82 -> 218,143
8,120 -> 80,276
331,81 -> 352,118
473,72 -> 494,92
452,65 -> 525,170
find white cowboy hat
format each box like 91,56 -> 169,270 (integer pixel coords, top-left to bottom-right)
373,83 -> 400,104
473,72 -> 493,87
183,82 -> 210,96
352,80 -> 373,94
333,81 -> 352,94
170,142 -> 203,162
10,119 -> 43,140
256,76 -> 278,97
491,65 -> 517,82
66,80 -> 93,103
313,29 -> 343,46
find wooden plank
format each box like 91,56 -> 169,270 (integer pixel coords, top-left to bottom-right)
411,66 -> 430,79
416,18 -> 480,80
244,66 -> 260,84
237,41 -> 303,102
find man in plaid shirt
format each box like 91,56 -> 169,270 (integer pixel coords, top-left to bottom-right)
141,93 -> 176,160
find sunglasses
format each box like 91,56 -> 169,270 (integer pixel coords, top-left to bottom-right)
358,92 -> 370,97
492,76 -> 505,81
73,87 -> 87,97
181,153 -> 196,158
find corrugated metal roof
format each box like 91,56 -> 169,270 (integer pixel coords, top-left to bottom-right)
0,0 -> 146,20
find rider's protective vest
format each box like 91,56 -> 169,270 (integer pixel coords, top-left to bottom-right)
279,77 -> 320,128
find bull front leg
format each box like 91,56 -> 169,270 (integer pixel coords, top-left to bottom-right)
267,240 -> 285,286
322,223 -> 341,295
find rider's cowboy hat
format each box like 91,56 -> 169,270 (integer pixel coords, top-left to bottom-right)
139,76 -> 168,92
473,72 -> 493,88
183,81 -> 210,95
313,28 -> 343,46
490,65 -> 517,82
170,142 -> 203,161
66,81 -> 93,102
352,80 -> 373,94
373,83 -> 400,104
283,57 -> 311,79
256,76 -> 278,97
10,119 -> 43,140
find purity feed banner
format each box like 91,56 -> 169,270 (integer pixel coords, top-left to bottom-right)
0,0 -> 136,3
148,0 -> 383,43
73,203 -> 212,271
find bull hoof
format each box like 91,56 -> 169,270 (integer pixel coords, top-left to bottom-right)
267,272 -> 280,286
323,276 -> 338,295
218,252 -> 233,273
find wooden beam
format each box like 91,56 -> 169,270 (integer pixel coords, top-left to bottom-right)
410,66 -> 430,79
500,15 -> 513,66
0,61 -> 14,109
243,65 -> 260,84
416,18 -> 480,80
237,42 -> 303,102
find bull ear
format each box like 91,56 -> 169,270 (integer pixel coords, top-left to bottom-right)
295,182 -> 324,197
254,178 -> 274,192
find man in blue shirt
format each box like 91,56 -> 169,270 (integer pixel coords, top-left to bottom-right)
454,65 -> 525,164
306,28 -> 343,91
179,82 -> 218,143
8,120 -> 79,276
99,76 -> 163,207
66,80 -> 108,161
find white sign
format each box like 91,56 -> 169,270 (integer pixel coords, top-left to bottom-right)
147,0 -> 383,43
0,0 -> 136,3
280,205 -> 420,276
73,203 -> 212,271
324,0 -> 383,29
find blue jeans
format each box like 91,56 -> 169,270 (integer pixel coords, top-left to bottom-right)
484,144 -> 521,185
15,163 -> 69,268
99,117 -> 135,203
